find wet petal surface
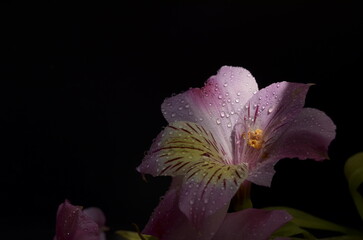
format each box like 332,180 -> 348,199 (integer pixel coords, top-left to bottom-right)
211,208 -> 292,240
54,200 -> 100,240
143,179 -> 228,240
273,107 -> 336,160
138,121 -> 248,226
162,66 -> 259,160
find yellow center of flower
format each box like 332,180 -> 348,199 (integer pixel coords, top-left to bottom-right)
243,129 -> 264,149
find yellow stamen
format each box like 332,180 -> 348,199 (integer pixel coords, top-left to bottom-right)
243,129 -> 264,149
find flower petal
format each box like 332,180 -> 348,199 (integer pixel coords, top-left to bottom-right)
272,108 -> 336,160
233,82 -> 312,185
54,200 -> 100,240
211,208 -> 292,240
247,108 -> 336,187
138,121 -> 248,226
162,66 -> 258,160
143,179 -> 228,240
83,207 -> 106,229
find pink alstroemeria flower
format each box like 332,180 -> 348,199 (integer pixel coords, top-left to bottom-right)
54,200 -> 106,240
138,66 -> 335,238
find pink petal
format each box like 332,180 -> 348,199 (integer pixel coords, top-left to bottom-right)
83,207 -> 106,229
138,121 -> 248,226
272,108 -> 336,161
54,200 -> 101,240
248,108 -> 335,186
233,82 -> 312,185
143,179 -> 228,240
211,208 -> 292,240
162,66 -> 258,160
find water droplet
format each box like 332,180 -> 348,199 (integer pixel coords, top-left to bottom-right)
227,122 -> 232,128
199,118 -> 203,122
277,83 -> 280,88
218,95 -> 222,99
171,113 -> 176,117
253,90 -> 257,95
235,99 -> 240,103
190,199 -> 194,205
230,111 -> 235,115
178,106 -> 183,111
225,92 -> 229,96
268,107 -> 274,114
216,118 -> 221,125
223,82 -> 228,87
237,92 -> 241,96
185,104 -> 190,108
220,111 -> 225,118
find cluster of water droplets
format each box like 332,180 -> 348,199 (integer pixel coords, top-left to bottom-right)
160,66 -> 261,135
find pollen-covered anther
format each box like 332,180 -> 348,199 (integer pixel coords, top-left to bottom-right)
243,129 -> 264,149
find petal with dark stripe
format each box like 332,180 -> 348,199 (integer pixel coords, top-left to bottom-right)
137,121 -> 248,227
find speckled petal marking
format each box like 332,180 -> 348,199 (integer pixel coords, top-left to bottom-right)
138,121 -> 248,227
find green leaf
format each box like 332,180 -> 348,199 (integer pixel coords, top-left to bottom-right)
265,207 -> 363,238
271,221 -> 315,239
115,230 -> 159,240
344,152 -> 363,220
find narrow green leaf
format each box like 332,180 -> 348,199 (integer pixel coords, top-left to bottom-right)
344,152 -> 363,220
265,207 -> 362,236
271,221 -> 315,239
115,230 -> 159,240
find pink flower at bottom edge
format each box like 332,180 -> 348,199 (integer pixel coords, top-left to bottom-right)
54,200 -> 106,240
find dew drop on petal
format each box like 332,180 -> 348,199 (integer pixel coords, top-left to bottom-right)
216,118 -> 221,125
235,99 -> 240,103
220,111 -> 225,118
227,122 -> 232,128
268,107 -> 274,114
171,113 -> 176,117
218,94 -> 222,99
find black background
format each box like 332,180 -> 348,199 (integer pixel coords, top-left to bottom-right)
2,1 -> 363,239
